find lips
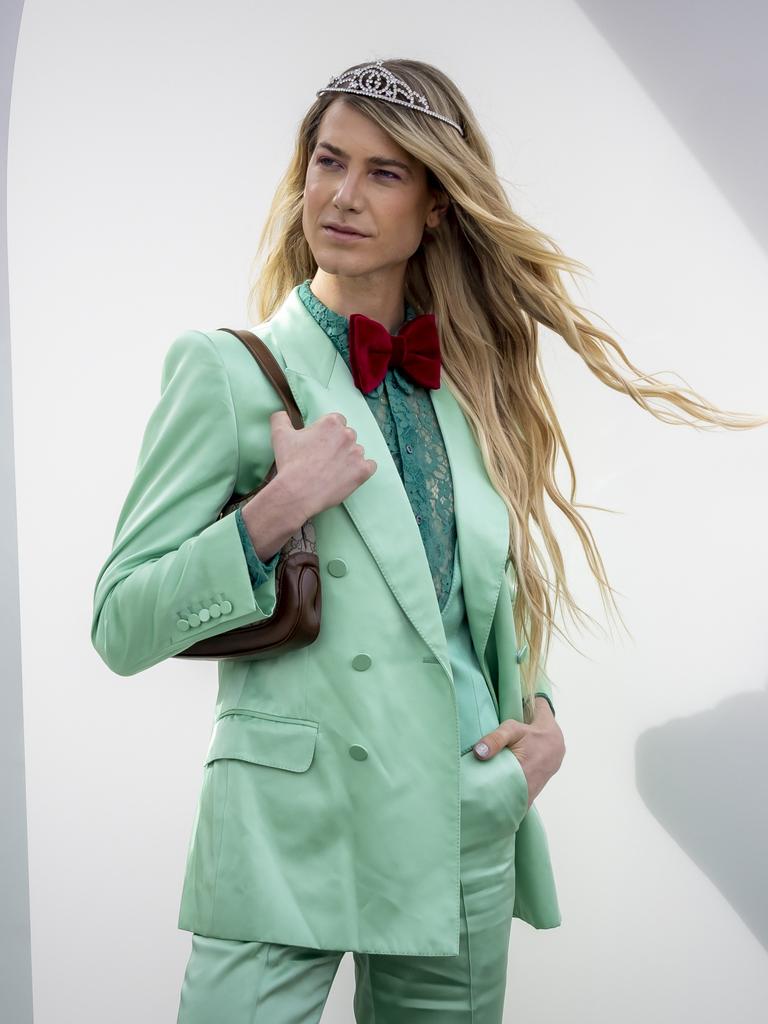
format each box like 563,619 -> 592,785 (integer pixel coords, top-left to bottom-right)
323,224 -> 367,238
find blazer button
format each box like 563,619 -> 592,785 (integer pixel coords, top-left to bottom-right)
209,603 -> 221,618
516,642 -> 529,664
352,654 -> 372,671
198,608 -> 211,623
327,558 -> 348,577
176,618 -> 190,631
220,600 -> 233,614
188,613 -> 201,628
349,745 -> 368,761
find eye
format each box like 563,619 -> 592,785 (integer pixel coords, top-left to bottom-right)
316,156 -> 400,180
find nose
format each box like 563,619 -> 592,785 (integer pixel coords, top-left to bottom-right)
333,168 -> 364,210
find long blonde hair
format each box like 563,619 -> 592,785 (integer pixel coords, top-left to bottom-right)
247,57 -> 768,718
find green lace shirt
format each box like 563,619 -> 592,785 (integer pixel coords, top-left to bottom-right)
234,279 -> 555,717
236,278 -> 457,608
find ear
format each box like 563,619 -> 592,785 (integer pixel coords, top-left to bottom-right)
425,189 -> 451,230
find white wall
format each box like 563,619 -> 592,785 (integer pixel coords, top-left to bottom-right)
8,0 -> 768,1020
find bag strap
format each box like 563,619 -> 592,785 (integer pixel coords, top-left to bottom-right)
216,327 -> 304,430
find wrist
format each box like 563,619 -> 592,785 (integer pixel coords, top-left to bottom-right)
241,475 -> 306,560
534,695 -> 555,722
266,468 -> 312,527
534,696 -> 565,769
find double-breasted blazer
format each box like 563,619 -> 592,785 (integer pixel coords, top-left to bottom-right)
91,284 -> 562,955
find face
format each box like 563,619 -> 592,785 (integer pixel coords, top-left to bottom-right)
302,99 -> 447,283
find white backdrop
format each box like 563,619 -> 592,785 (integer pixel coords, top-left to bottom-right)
8,0 -> 768,1020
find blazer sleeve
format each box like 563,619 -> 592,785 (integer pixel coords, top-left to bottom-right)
506,560 -> 556,716
534,683 -> 556,717
90,329 -> 279,676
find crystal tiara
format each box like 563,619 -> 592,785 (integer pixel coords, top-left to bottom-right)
316,60 -> 464,136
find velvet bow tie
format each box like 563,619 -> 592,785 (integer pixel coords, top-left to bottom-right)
348,312 -> 442,394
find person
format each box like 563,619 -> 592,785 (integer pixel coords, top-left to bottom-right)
90,58 -> 766,1023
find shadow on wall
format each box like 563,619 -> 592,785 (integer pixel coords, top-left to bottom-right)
636,681 -> 768,949
574,1 -> 768,252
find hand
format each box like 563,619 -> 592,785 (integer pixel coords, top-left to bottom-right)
473,698 -> 565,809
269,410 -> 378,521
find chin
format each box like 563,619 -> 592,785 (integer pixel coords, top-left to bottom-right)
314,248 -> 371,275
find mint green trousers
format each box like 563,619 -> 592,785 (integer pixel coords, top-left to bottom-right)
176,745 -> 527,1023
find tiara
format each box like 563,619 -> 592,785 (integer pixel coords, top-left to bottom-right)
316,60 -> 464,136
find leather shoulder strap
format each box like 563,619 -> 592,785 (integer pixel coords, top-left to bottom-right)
216,327 -> 304,429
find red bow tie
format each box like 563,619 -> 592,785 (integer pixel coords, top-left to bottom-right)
348,312 -> 441,394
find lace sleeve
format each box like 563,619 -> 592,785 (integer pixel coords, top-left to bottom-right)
235,505 -> 281,589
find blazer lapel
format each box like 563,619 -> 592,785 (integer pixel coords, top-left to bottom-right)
430,382 -> 510,692
264,287 -> 510,681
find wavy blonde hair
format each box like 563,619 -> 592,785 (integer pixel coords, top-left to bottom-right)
247,57 -> 768,720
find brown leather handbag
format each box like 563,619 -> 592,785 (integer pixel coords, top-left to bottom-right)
173,328 -> 322,662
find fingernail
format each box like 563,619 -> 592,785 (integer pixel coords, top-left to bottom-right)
474,742 -> 490,758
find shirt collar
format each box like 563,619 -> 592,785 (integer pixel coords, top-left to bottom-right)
297,278 -> 420,397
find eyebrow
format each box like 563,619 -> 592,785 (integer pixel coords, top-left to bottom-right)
316,140 -> 412,173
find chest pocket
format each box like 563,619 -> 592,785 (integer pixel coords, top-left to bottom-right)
204,709 -> 319,773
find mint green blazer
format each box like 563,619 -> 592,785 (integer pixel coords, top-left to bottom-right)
91,284 -> 561,955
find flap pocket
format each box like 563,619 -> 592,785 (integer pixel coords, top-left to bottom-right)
204,709 -> 319,773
